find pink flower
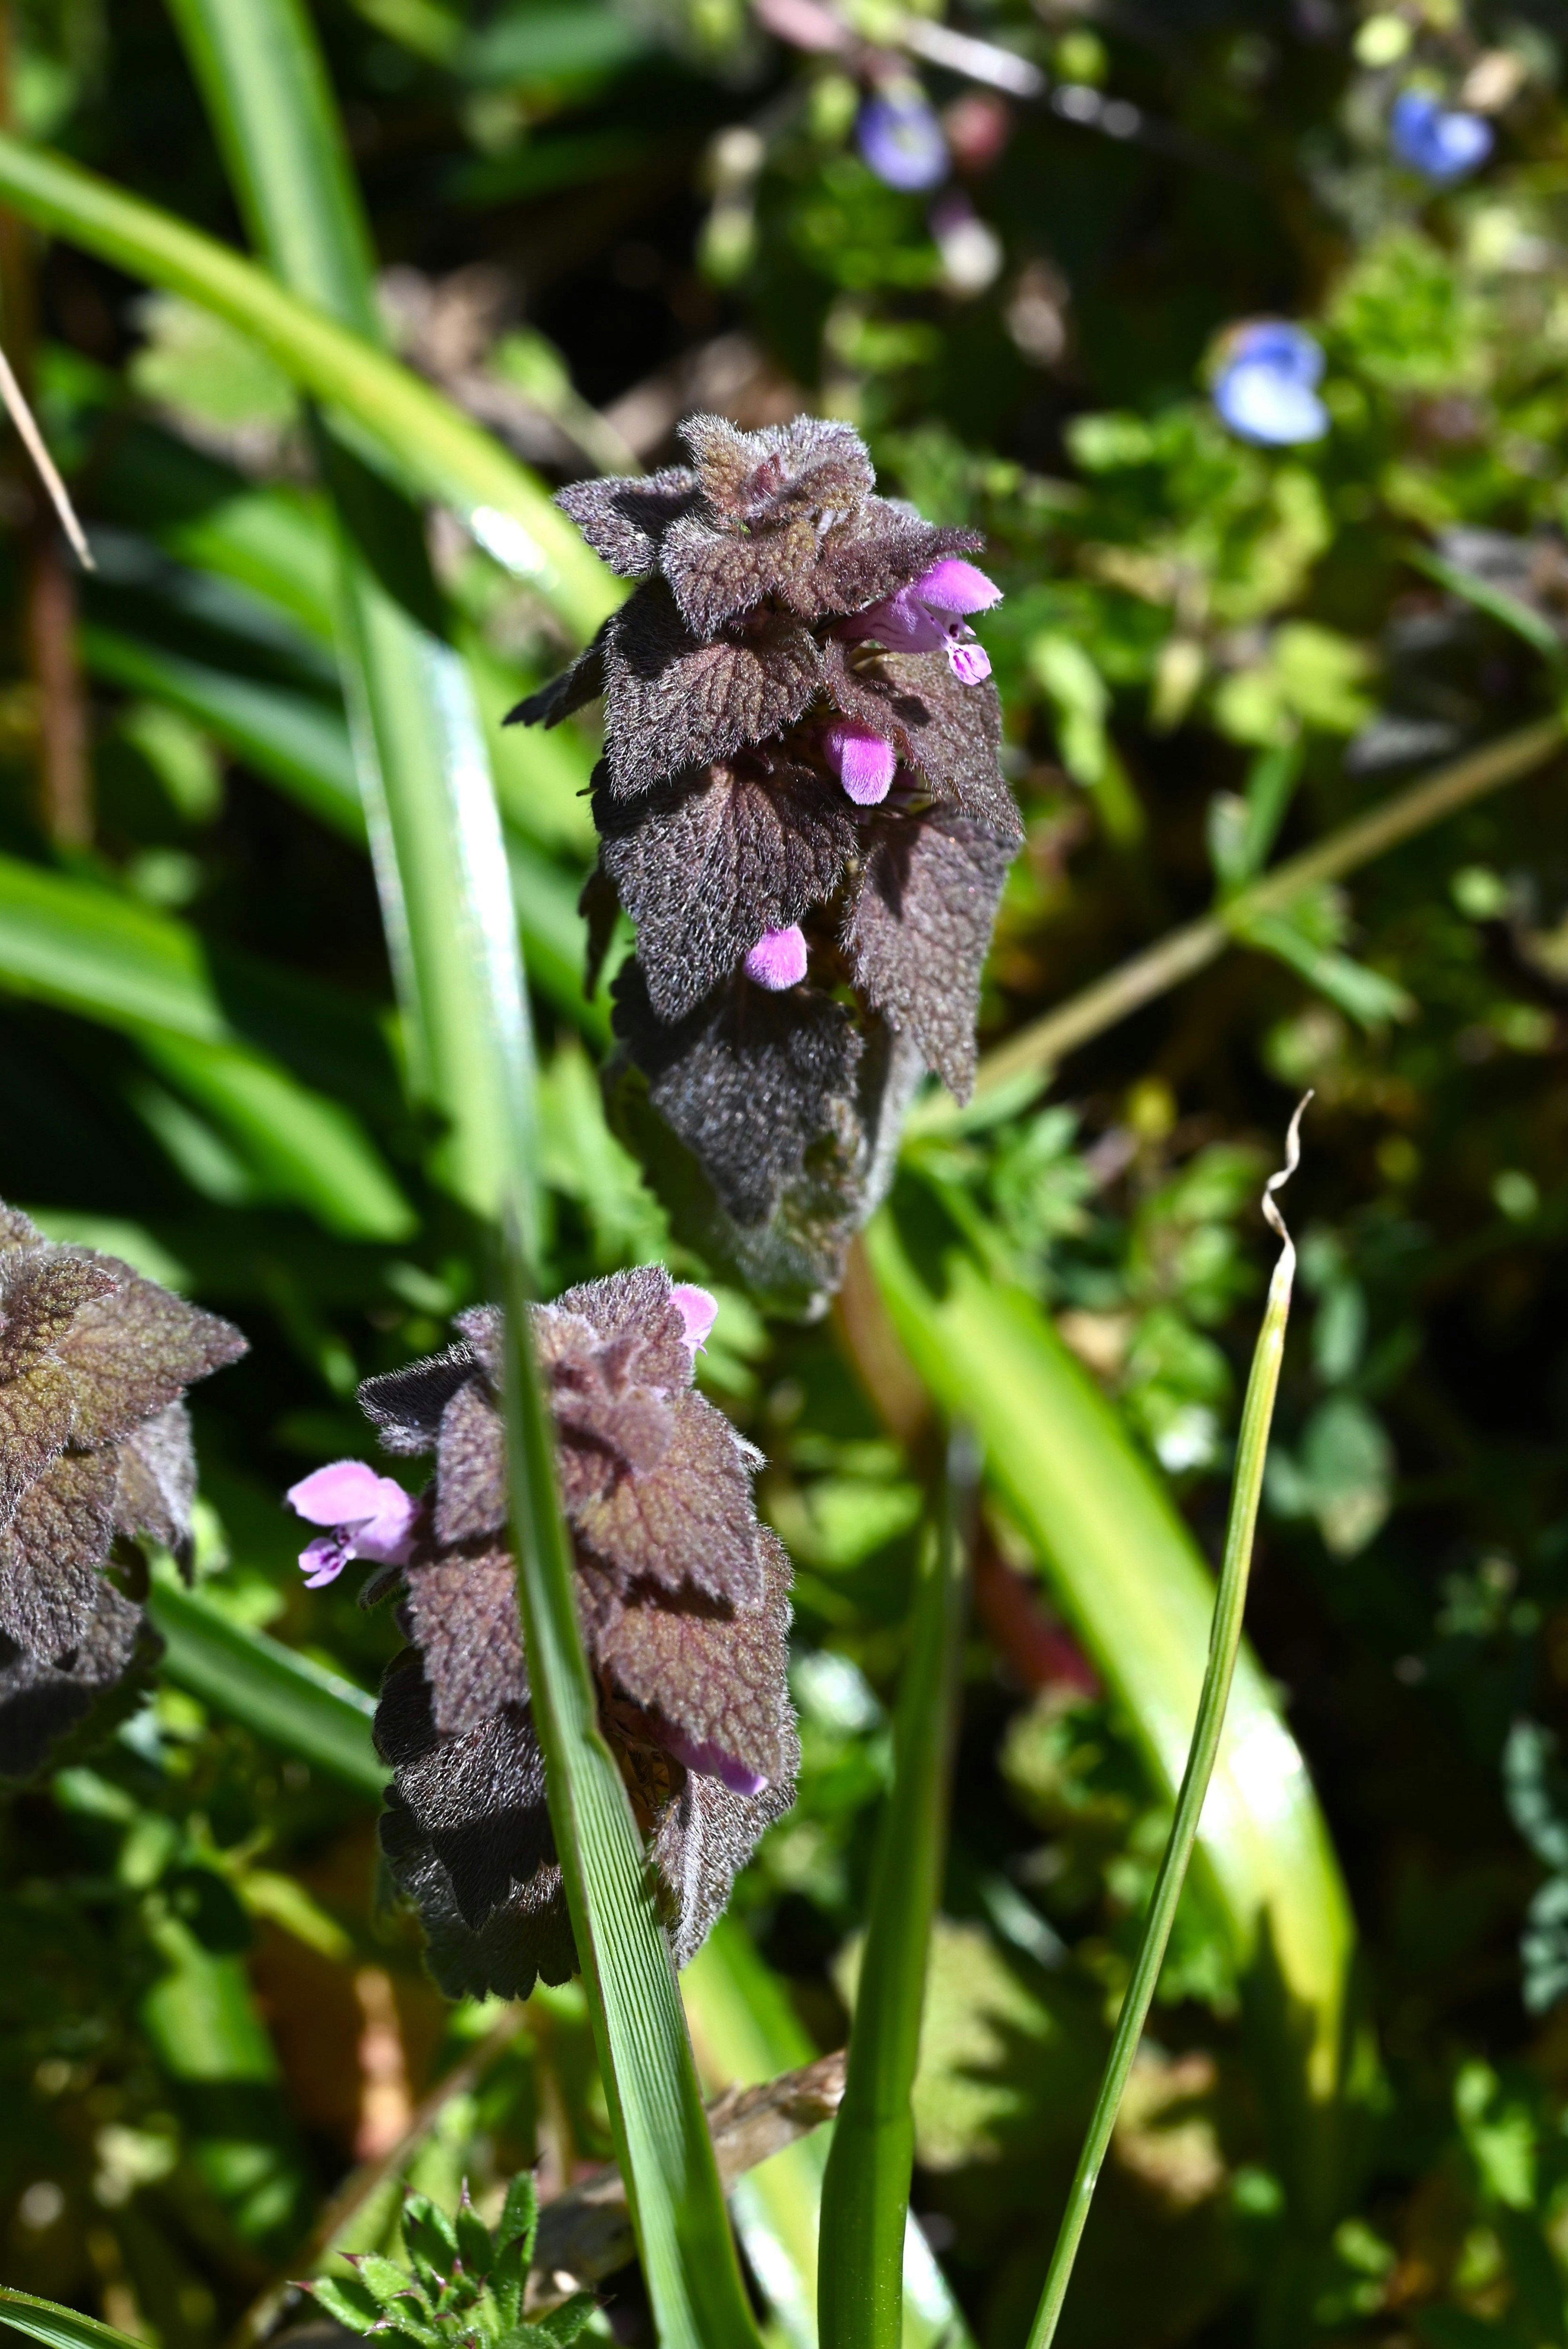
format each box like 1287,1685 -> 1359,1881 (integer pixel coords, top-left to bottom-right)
744,924 -> 808,990
822,719 -> 896,806
840,556 -> 1001,681
670,1283 -> 718,1353
286,1459 -> 418,1589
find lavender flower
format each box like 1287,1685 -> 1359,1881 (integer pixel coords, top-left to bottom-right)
0,1199 -> 246,1780
744,925 -> 809,989
1390,89 -> 1493,183
510,414 -> 1021,1309
838,556 -> 1003,682
296,1267 -> 797,2000
1212,321 -> 1329,447
857,87 -> 949,192
287,1459 -> 417,1588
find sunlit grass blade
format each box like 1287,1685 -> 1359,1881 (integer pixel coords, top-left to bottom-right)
1026,1103 -> 1308,2349
0,2293 -> 150,2349
499,1253 -> 766,2349
82,621 -> 363,840
685,1920 -> 976,2349
0,131 -> 616,635
864,1199 -> 1359,2230
168,5 -> 764,2338
145,1577 -> 383,1799
818,1426 -> 976,2349
0,855 -> 413,1235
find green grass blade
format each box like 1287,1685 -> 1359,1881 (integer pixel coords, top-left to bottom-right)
0,131 -> 615,635
0,855 -> 412,1234
146,1579 -> 384,1798
0,2293 -> 151,2349
169,4 -> 763,2334
498,1242 -> 764,2349
864,1201 -> 1359,2228
818,1430 -> 975,2349
136,1031 -> 416,1239
82,622 -> 363,840
1026,1111 -> 1305,2349
685,1921 -> 976,2349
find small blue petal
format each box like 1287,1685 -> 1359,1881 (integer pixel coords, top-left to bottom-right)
1225,320 -> 1324,388
857,91 -> 949,192
1214,359 -> 1329,446
1390,89 -> 1494,183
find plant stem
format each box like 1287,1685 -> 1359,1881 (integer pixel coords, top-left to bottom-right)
817,1424 -> 978,2349
968,715 -> 1564,1105
1023,1101 -> 1309,2349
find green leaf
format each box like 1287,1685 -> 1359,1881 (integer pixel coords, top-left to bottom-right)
83,621 -> 363,841
0,855 -> 414,1236
519,2293 -> 600,2347
0,132 -> 616,638
0,2297 -> 145,2349
310,2278 -> 390,2336
864,1199 -> 1362,2228
819,1433 -> 974,2349
136,1028 -> 416,1240
497,2172 -> 540,2260
145,1578 -> 385,1800
402,2194 -> 460,2296
344,2254 -> 425,2310
454,2187 -> 494,2278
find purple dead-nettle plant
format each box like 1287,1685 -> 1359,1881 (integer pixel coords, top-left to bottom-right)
287,1267 -> 795,2002
0,1199 -> 247,1780
510,414 -> 1021,1309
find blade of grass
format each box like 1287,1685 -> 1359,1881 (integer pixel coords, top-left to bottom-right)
0,131 -> 616,634
145,1577 -> 384,1799
817,1427 -> 977,2349
167,6 -> 765,2337
0,855 -> 413,1235
863,1202 -> 1358,2229
1025,1102 -> 1308,2349
0,2295 -> 150,2349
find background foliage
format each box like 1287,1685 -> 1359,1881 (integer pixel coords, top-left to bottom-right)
2,1 -> 1568,2346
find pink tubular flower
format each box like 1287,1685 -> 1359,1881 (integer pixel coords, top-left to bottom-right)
840,556 -> 1001,681
744,924 -> 808,990
287,1459 -> 418,1589
670,1283 -> 718,1353
822,719 -> 896,806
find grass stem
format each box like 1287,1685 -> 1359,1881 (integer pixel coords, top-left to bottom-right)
1024,1098 -> 1310,2349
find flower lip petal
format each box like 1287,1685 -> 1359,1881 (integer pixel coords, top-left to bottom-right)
744,925 -> 809,990
300,1534 -> 350,1589
670,1282 -> 718,1353
824,719 -> 896,805
286,1458 -> 390,1527
914,557 -> 1002,615
950,641 -> 993,684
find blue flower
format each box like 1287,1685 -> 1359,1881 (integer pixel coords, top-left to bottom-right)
1212,321 -> 1329,447
856,87 -> 948,192
1390,89 -> 1493,183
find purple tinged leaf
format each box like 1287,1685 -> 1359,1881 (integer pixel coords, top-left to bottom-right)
602,586 -> 822,795
845,812 -> 1015,1098
596,753 -> 853,1020
554,465 -> 699,576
